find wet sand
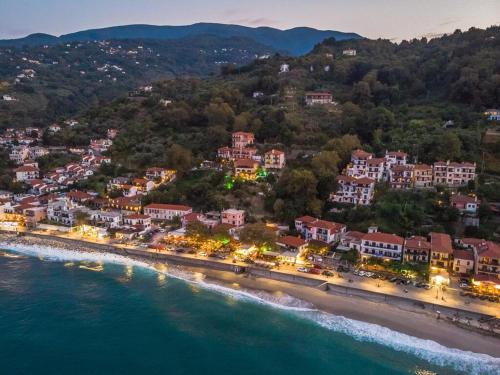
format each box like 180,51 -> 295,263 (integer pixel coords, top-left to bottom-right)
185,266 -> 500,357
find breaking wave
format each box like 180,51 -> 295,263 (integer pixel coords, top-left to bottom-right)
2,242 -> 499,374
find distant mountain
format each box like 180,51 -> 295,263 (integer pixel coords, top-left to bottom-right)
0,23 -> 362,55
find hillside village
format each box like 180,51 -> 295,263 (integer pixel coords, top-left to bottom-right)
0,122 -> 498,296
0,27 -> 499,302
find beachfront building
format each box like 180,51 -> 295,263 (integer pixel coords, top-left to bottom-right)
143,203 -> 192,221
450,194 -> 479,214
331,176 -> 375,205
403,236 -> 431,264
90,210 -> 122,229
305,92 -> 333,106
433,161 -> 476,187
430,232 -> 453,269
360,232 -> 405,262
452,249 -> 475,275
275,236 -> 308,264
221,209 -> 245,227
475,241 -> 500,279
414,164 -> 433,188
338,231 -> 365,252
294,216 -> 346,244
123,213 -> 152,231
264,149 -> 286,170
47,198 -> 88,226
388,164 -> 414,190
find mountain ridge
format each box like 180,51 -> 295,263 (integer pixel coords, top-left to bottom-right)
0,22 -> 362,55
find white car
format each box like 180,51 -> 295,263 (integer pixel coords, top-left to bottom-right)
358,271 -> 366,277
297,267 -> 309,273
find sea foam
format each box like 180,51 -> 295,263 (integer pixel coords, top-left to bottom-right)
2,242 -> 500,375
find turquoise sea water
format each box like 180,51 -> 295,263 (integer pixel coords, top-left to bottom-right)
0,246 -> 498,375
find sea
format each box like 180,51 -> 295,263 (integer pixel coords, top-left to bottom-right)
0,243 -> 499,375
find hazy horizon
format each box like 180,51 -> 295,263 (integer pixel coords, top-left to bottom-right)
1,0 -> 498,42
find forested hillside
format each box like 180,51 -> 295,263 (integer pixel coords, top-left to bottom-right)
0,35 -> 275,127
68,26 -> 499,170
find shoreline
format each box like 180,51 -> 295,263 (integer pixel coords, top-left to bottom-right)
1,232 -> 500,359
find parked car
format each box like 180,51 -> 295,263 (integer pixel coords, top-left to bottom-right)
459,282 -> 469,289
322,270 -> 334,277
309,268 -> 321,275
297,267 -> 309,273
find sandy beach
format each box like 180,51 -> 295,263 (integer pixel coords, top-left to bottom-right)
1,232 -> 500,358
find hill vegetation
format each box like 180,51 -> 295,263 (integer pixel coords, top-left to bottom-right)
0,35 -> 275,128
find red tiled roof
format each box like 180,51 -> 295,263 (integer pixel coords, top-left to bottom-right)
351,149 -> 372,159
414,163 -> 432,170
144,203 -> 192,211
363,232 -> 404,245
309,219 -> 345,233
453,249 -> 474,261
404,236 -> 431,250
67,191 -> 93,200
276,235 -> 306,248
183,212 -> 201,222
450,194 -> 477,205
478,241 -> 500,259
356,177 -> 375,185
366,158 -> 385,165
430,232 -> 453,254
234,158 -> 258,168
386,151 -> 407,157
15,165 -> 38,172
125,214 -> 150,220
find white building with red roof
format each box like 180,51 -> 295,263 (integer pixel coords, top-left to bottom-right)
15,165 -> 39,182
433,161 -> 476,187
264,149 -> 286,169
474,241 -> 500,279
403,235 -> 431,263
450,194 -> 479,214
123,213 -> 152,231
144,203 -> 192,221
276,235 -> 308,263
331,176 -> 375,205
294,216 -> 346,244
232,132 -> 255,149
452,249 -> 475,275
384,150 -> 408,168
361,231 -> 405,261
414,164 -> 433,188
430,232 -> 453,269
389,164 -> 415,190
346,149 -> 374,178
